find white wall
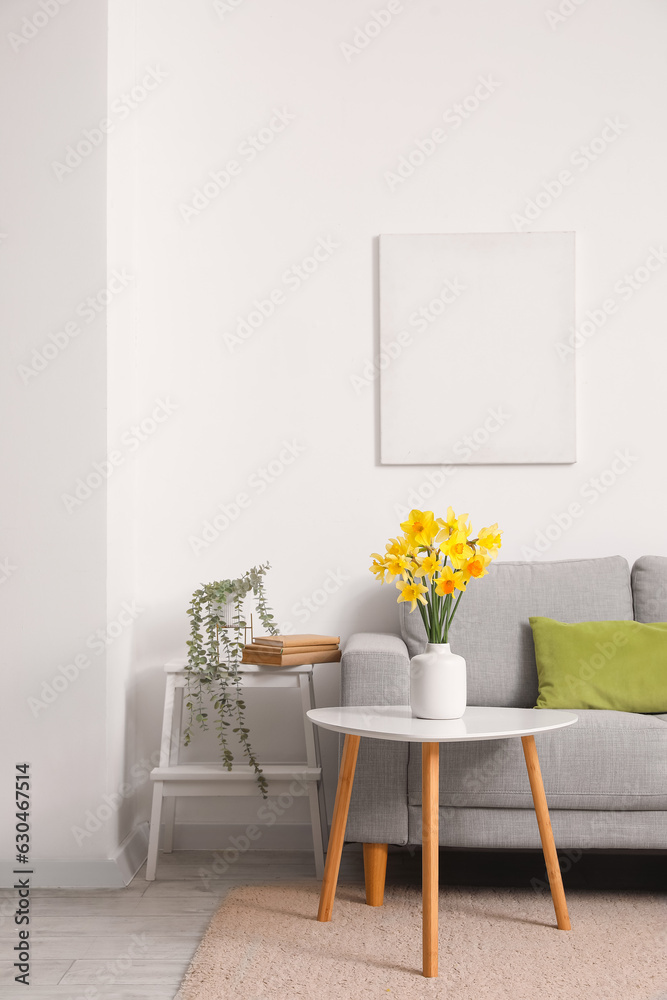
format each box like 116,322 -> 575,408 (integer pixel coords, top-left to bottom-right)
4,0 -> 667,879
115,0 -> 667,844
0,0 -> 110,878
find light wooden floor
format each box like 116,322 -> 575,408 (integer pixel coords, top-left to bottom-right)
0,850 -> 365,999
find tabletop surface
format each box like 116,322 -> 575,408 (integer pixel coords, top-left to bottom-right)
307,705 -> 578,743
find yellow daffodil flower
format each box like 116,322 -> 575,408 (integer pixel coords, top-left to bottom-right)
396,578 -> 428,612
443,506 -> 459,533
385,535 -> 414,558
370,508 -> 502,639
385,555 -> 412,581
400,509 -> 440,547
414,553 -> 440,579
456,514 -> 472,537
440,530 -> 474,568
434,566 -> 467,596
477,523 -> 503,557
369,553 -> 388,583
435,506 -> 471,545
463,552 -> 492,581
435,506 -> 457,544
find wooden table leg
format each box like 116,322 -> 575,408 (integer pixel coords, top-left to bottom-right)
317,733 -> 360,922
521,734 -> 571,931
422,742 -> 439,977
363,843 -> 388,906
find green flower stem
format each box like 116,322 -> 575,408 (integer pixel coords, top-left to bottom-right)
437,592 -> 445,644
405,549 -> 468,645
443,592 -> 452,643
447,589 -> 465,636
417,597 -> 429,636
428,577 -> 435,641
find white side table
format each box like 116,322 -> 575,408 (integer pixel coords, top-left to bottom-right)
308,705 -> 578,979
146,659 -> 328,880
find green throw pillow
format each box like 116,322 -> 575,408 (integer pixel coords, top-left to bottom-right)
529,617 -> 667,712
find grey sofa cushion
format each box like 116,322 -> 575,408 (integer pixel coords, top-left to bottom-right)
632,555 -> 667,622
407,807 -> 667,849
399,556 -> 633,706
407,710 -> 667,811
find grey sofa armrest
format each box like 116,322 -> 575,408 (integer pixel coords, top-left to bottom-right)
340,633 -> 411,845
341,632 -> 410,707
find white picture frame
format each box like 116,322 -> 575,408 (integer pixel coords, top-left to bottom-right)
379,232 -> 576,465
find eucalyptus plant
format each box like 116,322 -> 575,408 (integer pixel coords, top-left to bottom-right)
184,562 -> 278,796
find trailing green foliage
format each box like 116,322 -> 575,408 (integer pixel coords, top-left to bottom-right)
184,563 -> 278,796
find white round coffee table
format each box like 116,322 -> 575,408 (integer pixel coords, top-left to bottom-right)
308,705 -> 578,978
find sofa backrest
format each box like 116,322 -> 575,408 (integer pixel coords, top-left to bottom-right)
632,555 -> 667,622
399,556 -> 633,707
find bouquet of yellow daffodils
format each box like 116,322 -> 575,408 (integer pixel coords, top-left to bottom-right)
370,508 -> 502,643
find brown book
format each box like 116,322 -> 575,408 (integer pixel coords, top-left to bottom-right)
254,634 -> 340,648
241,648 -> 341,666
244,642 -> 338,655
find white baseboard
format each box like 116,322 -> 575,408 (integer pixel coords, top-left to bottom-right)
113,821 -> 149,884
0,823 -> 150,888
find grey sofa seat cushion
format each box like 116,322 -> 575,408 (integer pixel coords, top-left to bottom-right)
400,556 -> 633,706
407,807 -> 667,849
632,555 -> 667,622
407,710 -> 667,811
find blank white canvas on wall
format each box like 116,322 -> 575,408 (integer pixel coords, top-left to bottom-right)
379,232 -> 576,465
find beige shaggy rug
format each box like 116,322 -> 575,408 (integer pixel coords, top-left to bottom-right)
176,882 -> 666,999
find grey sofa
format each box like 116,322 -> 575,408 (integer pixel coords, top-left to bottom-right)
341,555 -> 667,857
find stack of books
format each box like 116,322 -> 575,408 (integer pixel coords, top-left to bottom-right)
241,634 -> 341,666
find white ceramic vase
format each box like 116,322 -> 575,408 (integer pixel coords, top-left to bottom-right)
410,642 -> 467,720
